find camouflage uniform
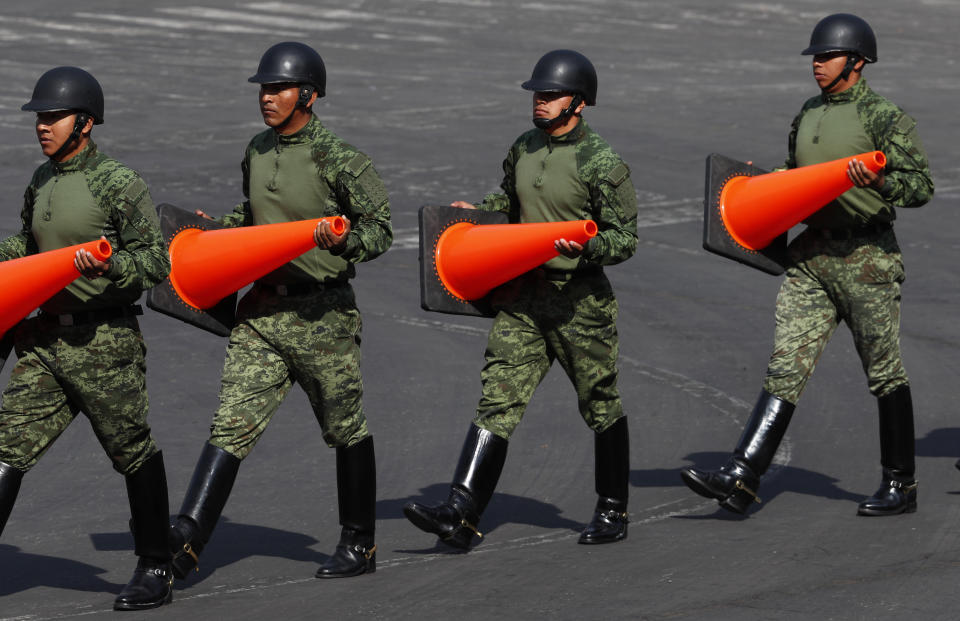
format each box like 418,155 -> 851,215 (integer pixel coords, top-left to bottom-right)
0,141 -> 170,475
208,114 -> 391,458
764,79 -> 933,404
474,119 -> 637,438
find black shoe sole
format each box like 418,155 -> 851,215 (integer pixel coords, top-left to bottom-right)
857,503 -> 917,516
316,561 -> 376,579
403,503 -> 445,537
578,530 -> 628,545
113,590 -> 173,611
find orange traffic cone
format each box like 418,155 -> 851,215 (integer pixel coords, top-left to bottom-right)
703,151 -> 885,275
435,218 -> 597,301
0,239 -> 112,336
167,215 -> 346,310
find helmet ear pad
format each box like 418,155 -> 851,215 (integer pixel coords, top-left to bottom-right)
297,84 -> 316,108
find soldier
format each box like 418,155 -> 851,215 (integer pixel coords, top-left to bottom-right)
0,67 -> 173,610
681,14 -> 933,516
168,42 -> 391,580
403,50 -> 637,549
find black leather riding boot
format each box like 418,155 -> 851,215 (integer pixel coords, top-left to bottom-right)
169,443 -> 241,579
579,417 -> 629,544
317,436 -> 377,578
403,424 -> 507,550
858,385 -> 917,516
114,451 -> 174,611
681,390 -> 795,514
0,461 -> 25,537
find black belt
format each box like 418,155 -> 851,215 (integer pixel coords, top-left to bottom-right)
40,304 -> 143,327
812,222 -> 891,240
539,265 -> 602,282
257,281 -> 346,296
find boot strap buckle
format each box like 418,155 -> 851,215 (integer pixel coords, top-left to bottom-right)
889,480 -> 918,492
182,542 -> 200,571
735,479 -> 762,504
458,519 -> 483,539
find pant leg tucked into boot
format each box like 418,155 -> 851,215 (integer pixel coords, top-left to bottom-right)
579,417 -> 629,544
170,443 -> 240,578
115,452 -> 173,611
858,385 -> 917,516
404,424 -> 507,550
681,390 -> 794,515
317,436 -> 377,578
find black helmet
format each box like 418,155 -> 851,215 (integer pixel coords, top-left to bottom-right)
801,13 -> 877,63
521,49 -> 597,106
248,41 -> 326,97
21,66 -> 104,124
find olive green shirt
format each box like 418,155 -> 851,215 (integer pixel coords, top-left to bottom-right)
219,115 -> 392,284
785,79 -> 933,229
478,119 -> 637,271
0,141 -> 169,314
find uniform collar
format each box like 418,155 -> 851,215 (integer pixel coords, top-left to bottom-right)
276,114 -> 322,145
52,140 -> 98,174
542,117 -> 587,146
822,77 -> 869,105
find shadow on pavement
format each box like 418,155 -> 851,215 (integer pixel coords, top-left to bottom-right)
90,516 -> 327,587
0,543 -> 121,596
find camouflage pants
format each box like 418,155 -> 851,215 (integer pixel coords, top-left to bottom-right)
763,227 -> 908,404
475,271 -> 624,439
208,284 -> 369,459
0,316 -> 158,475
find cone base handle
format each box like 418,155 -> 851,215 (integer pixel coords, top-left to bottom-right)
419,205 -> 508,317
703,153 -> 788,276
145,203 -> 237,337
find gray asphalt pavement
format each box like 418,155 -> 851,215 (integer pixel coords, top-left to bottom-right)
1,1 -> 959,619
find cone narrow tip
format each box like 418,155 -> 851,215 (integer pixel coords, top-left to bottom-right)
330,216 -> 346,236
94,239 -> 113,261
583,220 -> 598,237
872,151 -> 886,168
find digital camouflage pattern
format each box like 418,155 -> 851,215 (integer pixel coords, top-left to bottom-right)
0,143 -> 166,475
471,119 -> 635,439
208,117 -> 389,457
784,79 -> 933,230
762,79 -> 932,404
0,316 -> 157,475
209,285 -> 368,457
0,141 -> 170,313
475,271 -> 623,439
479,119 -> 638,270
763,228 -> 907,403
219,115 -> 392,283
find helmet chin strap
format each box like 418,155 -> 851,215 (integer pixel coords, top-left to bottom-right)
50,112 -> 90,162
533,94 -> 583,130
276,84 -> 316,131
821,54 -> 860,93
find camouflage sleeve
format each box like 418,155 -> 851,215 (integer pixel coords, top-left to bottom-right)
876,114 -> 934,208
0,185 -> 37,261
479,143 -> 521,220
218,151 -> 254,228
332,152 -> 392,263
103,177 -> 171,289
582,161 -> 638,266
